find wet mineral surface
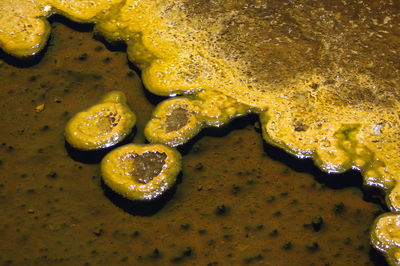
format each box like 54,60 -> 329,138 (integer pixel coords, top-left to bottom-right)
0,22 -> 388,265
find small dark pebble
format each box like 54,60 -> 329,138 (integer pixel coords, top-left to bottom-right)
311,216 -> 323,232
41,125 -> 50,131
93,229 -> 104,236
282,242 -> 292,250
246,179 -> 255,185
269,229 -> 279,237
77,53 -> 88,61
131,231 -> 140,237
266,195 -> 275,203
256,224 -> 264,230
149,248 -> 161,259
195,162 -> 204,170
170,247 -> 192,263
180,223 -> 190,230
223,234 -> 233,240
26,189 -> 36,194
290,199 -> 298,204
28,75 -> 38,82
273,211 -> 282,217
334,202 -> 345,214
198,229 -> 207,235
92,74 -> 102,80
243,254 -> 263,264
231,184 -> 241,195
94,46 -> 103,52
215,205 -> 229,216
306,242 -> 319,252
103,57 -> 112,63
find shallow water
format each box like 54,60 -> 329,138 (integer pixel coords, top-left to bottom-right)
0,21 -> 387,265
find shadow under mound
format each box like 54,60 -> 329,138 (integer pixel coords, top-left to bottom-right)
0,13 -> 94,67
262,140 -> 388,209
0,40 -> 49,68
143,86 -> 169,106
48,14 -> 94,32
178,114 -> 259,155
101,173 -> 182,216
65,129 -> 136,164
93,33 -> 127,52
370,247 -> 389,266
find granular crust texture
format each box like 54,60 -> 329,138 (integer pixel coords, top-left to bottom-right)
1,1 -> 400,262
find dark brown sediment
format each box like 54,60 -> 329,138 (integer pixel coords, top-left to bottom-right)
0,22 -> 387,265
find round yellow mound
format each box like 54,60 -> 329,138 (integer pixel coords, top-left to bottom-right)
372,213 -> 400,265
101,143 -> 181,201
65,90 -> 136,150
0,0 -> 122,56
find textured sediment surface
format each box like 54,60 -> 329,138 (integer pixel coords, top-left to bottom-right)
0,0 -> 399,264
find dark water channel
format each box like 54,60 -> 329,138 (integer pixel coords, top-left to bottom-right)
0,20 -> 388,265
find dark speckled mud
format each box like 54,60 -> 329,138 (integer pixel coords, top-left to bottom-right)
0,20 -> 387,265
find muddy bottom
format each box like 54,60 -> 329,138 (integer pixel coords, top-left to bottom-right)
0,21 -> 386,265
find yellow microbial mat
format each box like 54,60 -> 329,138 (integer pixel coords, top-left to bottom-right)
1,0 -> 399,264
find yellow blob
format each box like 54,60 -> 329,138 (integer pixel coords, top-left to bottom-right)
0,0 -> 122,56
144,97 -> 201,147
371,214 -> 400,265
0,0 -> 49,57
101,143 -> 181,201
65,91 -> 136,151
145,91 -> 251,147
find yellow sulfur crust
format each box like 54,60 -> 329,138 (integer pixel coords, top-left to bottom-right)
65,90 -> 136,151
101,143 -> 181,201
0,0 -> 122,56
1,0 -> 400,263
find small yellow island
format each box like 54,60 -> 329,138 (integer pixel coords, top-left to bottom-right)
65,91 -> 136,151
101,143 -> 181,201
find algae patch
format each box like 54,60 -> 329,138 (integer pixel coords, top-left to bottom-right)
1,0 -> 399,263
101,143 -> 181,201
65,90 -> 136,151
